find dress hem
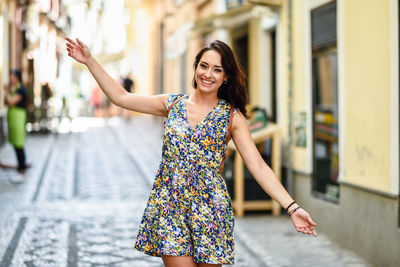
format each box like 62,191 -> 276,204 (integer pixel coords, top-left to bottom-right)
134,245 -> 234,265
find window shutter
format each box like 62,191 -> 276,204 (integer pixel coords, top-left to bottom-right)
311,1 -> 337,51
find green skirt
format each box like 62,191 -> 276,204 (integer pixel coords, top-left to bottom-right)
7,106 -> 27,148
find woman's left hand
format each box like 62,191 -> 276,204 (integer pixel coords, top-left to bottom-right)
290,208 -> 318,237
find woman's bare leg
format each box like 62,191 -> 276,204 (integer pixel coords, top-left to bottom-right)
161,255 -> 198,267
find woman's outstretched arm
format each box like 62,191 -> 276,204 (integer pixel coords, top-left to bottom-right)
231,111 -> 318,237
65,37 -> 168,117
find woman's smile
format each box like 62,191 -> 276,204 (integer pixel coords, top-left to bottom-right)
200,78 -> 214,86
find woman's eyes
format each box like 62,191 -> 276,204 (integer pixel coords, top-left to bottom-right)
199,64 -> 223,73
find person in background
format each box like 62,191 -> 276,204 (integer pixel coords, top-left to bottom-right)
90,86 -> 101,117
40,83 -> 53,131
120,76 -> 134,119
123,76 -> 134,93
4,69 -> 29,183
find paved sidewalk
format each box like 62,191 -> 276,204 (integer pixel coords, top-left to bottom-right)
0,116 -> 373,267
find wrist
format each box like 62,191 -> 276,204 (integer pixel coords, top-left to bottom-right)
288,206 -> 301,216
285,200 -> 300,215
85,55 -> 94,66
285,201 -> 296,213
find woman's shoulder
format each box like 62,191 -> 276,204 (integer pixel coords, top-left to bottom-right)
166,93 -> 186,111
222,99 -> 239,115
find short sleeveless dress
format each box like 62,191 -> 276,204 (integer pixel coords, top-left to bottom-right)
134,94 -> 237,265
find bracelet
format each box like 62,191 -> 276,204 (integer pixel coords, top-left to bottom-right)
288,206 -> 301,216
285,201 -> 296,212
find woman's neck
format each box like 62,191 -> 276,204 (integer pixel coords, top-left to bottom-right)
190,91 -> 219,107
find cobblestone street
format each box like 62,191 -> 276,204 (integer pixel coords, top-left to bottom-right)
0,116 -> 372,267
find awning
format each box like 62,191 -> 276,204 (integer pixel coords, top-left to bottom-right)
195,2 -> 280,34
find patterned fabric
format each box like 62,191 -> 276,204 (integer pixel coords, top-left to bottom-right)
135,94 -> 237,265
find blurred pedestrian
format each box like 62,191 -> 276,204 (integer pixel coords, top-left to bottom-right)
120,76 -> 134,118
40,83 -> 53,131
66,37 -> 317,267
4,69 -> 29,183
123,76 -> 134,93
90,86 -> 101,116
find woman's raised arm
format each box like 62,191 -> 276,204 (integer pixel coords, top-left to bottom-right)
65,37 -> 168,117
231,112 -> 317,237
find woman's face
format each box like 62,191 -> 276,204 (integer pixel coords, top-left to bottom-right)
195,50 -> 227,94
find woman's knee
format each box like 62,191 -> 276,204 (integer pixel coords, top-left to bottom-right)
161,255 -> 198,267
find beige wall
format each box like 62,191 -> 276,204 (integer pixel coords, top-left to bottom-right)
277,0 -> 289,148
343,0 -> 392,192
291,0 -> 309,171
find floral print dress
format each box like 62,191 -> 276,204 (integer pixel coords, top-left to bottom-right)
135,94 -> 236,265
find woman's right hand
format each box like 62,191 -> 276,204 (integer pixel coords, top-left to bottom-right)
65,37 -> 91,64
290,208 -> 318,237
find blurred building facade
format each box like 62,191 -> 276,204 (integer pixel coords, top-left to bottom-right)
0,0 -> 126,134
0,0 -> 71,136
129,0 -> 399,266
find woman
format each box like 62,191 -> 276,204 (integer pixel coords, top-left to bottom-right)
66,37 -> 317,267
5,69 -> 29,183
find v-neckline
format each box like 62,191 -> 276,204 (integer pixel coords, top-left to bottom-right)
183,95 -> 221,130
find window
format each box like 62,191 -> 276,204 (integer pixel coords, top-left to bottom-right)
311,1 -> 339,201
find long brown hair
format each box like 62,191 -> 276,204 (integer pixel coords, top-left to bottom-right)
192,40 -> 248,117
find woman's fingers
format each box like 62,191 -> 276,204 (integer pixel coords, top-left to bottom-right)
76,38 -> 86,48
311,228 -> 318,237
307,215 -> 317,226
296,226 -> 317,236
65,38 -> 76,56
65,37 -> 76,45
306,227 -> 317,237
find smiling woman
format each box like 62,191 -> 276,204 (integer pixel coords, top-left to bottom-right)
65,37 -> 317,267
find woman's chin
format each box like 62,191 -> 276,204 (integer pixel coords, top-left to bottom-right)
197,85 -> 219,94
